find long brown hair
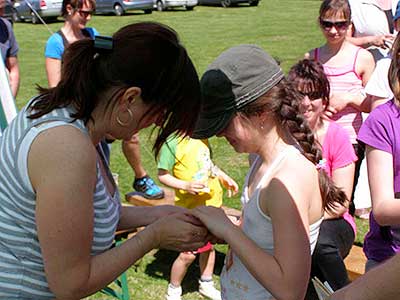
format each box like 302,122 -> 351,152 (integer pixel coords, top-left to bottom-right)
30,22 -> 201,156
239,79 -> 347,211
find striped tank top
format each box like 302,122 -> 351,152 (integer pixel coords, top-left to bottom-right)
0,98 -> 121,298
314,47 -> 364,144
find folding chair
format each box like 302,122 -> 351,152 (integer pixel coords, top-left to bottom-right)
0,57 -> 17,134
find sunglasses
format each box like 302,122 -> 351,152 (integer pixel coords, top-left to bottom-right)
319,19 -> 349,31
77,9 -> 94,17
298,90 -> 322,101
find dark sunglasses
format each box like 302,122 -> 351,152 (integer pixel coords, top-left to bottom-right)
77,9 -> 94,17
320,19 -> 349,31
298,90 -> 322,101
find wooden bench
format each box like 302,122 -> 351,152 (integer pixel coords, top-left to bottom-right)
125,190 -> 242,218
344,245 -> 367,281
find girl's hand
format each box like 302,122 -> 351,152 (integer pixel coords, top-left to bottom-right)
191,206 -> 236,240
184,181 -> 207,194
217,169 -> 239,197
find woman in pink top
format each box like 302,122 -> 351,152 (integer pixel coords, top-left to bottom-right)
288,59 -> 358,292
307,0 -> 375,219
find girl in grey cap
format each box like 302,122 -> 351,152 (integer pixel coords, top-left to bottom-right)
191,45 -> 347,300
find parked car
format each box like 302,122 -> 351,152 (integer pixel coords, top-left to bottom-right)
154,0 -> 197,11
198,0 -> 258,7
13,0 -> 61,24
95,0 -> 153,16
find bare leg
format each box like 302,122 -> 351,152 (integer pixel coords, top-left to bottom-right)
170,252 -> 196,287
122,133 -> 146,178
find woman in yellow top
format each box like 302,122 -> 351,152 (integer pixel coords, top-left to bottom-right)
158,135 -> 238,300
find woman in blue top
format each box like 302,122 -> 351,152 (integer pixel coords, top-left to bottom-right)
45,0 -> 97,87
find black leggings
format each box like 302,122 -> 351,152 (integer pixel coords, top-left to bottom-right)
305,218 -> 355,299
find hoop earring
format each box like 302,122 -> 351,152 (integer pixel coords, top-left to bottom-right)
116,108 -> 133,127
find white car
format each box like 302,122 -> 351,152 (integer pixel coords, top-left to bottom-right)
13,0 -> 61,24
155,0 -> 197,11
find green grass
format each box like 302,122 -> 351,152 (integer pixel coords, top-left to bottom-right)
12,0 -> 369,298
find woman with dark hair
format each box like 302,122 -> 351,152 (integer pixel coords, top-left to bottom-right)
288,59 -> 357,292
191,45 -> 347,300
0,22 -> 206,299
307,0 -> 376,220
45,0 -> 97,87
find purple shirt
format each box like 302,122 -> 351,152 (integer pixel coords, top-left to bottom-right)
358,99 -> 400,262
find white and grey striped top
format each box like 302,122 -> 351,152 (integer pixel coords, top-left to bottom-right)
0,99 -> 121,299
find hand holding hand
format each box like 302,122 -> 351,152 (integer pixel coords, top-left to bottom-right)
371,34 -> 394,49
191,206 -> 236,241
148,212 -> 209,252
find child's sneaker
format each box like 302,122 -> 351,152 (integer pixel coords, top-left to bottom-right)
133,175 -> 164,199
166,283 -> 182,300
198,280 -> 222,300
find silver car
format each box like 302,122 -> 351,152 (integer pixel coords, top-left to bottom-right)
155,0 -> 197,11
13,0 -> 61,24
95,0 -> 153,16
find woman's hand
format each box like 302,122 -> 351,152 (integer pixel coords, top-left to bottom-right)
191,206 -> 236,240
148,212 -> 209,252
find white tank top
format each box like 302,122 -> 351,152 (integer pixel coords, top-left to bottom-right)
220,146 -> 323,300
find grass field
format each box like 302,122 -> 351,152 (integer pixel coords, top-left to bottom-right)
11,0 -> 369,298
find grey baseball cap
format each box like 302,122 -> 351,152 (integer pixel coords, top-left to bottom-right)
193,44 -> 284,139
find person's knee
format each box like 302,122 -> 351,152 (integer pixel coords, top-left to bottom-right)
178,252 -> 196,267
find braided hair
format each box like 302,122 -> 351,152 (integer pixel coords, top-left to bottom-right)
239,79 -> 347,211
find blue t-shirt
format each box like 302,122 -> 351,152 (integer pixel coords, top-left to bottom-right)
44,27 -> 99,59
0,17 -> 18,63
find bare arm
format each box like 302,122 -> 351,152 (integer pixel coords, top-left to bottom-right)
346,34 -> 394,49
366,146 -> 400,225
325,163 -> 355,219
158,169 -> 206,194
45,57 -> 62,87
5,56 -> 19,98
192,177 -> 313,300
30,126 -> 207,299
328,252 -> 400,300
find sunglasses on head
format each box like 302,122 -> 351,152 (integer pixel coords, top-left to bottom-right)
319,19 -> 349,31
298,90 -> 322,101
77,9 -> 94,17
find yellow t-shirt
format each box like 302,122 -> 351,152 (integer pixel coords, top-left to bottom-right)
157,136 -> 223,209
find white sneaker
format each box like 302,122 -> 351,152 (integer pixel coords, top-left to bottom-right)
198,280 -> 222,300
166,283 -> 182,300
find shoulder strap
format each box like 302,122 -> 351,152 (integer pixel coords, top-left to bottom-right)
352,47 -> 362,72
57,30 -> 69,48
314,48 -> 319,61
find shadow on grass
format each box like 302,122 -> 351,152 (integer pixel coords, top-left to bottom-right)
144,248 -> 226,294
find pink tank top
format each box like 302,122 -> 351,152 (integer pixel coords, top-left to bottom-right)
314,47 -> 364,144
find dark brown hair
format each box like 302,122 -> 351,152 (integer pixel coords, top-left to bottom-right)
61,0 -> 96,17
29,22 -> 201,156
287,59 -> 330,109
319,0 -> 351,24
239,79 -> 346,211
389,33 -> 400,107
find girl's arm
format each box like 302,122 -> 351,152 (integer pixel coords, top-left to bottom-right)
30,126 -> 207,299
366,145 -> 400,225
214,166 -> 239,196
193,176 -> 313,300
45,57 -> 62,87
158,169 -> 206,195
